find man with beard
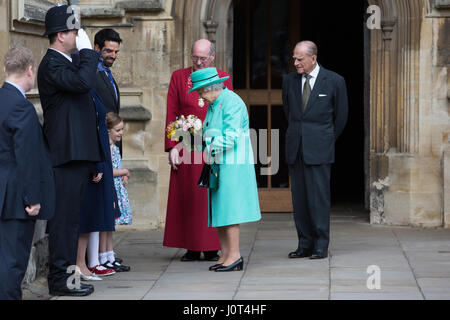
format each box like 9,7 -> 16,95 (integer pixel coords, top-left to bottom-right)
93,29 -> 122,115
84,28 -> 131,274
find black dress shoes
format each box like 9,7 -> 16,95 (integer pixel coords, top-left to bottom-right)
288,248 -> 312,258
215,257 -> 244,272
103,261 -> 131,272
49,283 -> 94,297
181,250 -> 201,261
310,249 -> 328,259
203,250 -> 220,261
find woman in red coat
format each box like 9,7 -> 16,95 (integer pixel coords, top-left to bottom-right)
163,39 -> 233,261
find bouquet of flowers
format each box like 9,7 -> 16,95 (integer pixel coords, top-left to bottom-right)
166,115 -> 203,150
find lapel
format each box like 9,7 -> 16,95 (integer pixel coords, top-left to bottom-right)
304,66 -> 327,115
292,73 -> 303,118
112,76 -> 120,106
100,71 -> 118,106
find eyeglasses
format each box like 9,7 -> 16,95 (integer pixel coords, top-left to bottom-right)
191,55 -> 210,63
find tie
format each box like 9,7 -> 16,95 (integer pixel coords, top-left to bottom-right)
105,68 -> 118,102
302,74 -> 312,111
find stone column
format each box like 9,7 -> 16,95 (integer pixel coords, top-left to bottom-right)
0,0 -> 10,84
444,139 -> 450,228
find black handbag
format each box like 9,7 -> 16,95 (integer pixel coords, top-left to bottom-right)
197,163 -> 219,190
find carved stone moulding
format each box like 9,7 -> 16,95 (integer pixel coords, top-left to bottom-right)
435,0 -> 450,9
115,0 -> 165,12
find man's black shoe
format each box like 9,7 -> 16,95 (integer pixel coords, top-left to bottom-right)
80,283 -> 94,290
181,250 -> 201,261
49,283 -> 94,297
288,249 -> 312,258
203,250 -> 220,261
310,249 -> 328,259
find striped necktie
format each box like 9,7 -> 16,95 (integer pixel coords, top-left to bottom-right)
302,74 -> 312,111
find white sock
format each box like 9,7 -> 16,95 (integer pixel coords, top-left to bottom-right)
99,252 -> 108,265
87,232 -> 100,268
106,251 -> 115,263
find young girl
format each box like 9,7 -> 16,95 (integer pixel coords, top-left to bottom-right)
106,112 -> 133,225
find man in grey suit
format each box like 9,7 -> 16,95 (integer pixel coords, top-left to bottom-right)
282,41 -> 348,259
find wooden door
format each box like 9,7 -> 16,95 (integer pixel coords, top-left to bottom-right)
232,0 -> 300,212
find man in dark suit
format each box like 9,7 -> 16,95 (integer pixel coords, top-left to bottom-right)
93,28 -> 122,115
282,41 -> 348,259
37,5 -> 103,296
0,47 -> 55,300
90,28 -> 130,272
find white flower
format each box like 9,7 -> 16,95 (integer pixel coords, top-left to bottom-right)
193,119 -> 202,131
372,177 -> 390,190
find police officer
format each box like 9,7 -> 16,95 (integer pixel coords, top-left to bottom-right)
37,4 -> 103,297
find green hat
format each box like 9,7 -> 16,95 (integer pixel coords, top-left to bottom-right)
188,67 -> 229,93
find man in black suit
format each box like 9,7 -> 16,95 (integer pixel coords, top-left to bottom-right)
0,47 -> 55,300
282,41 -> 348,259
93,28 -> 122,115
37,5 -> 103,296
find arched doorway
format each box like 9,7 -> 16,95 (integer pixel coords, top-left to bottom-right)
231,0 -> 366,212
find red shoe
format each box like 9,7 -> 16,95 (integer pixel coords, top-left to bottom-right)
89,265 -> 116,276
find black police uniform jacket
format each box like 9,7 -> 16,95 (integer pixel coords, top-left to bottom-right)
0,82 -> 55,220
37,48 -> 103,167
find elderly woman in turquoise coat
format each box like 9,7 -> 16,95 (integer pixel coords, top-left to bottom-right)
189,67 -> 261,272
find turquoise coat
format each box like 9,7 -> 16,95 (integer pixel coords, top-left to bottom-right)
202,88 -> 261,227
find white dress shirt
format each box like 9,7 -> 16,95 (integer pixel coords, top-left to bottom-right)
302,63 -> 320,93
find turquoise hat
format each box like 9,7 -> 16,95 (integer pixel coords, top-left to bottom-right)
188,67 -> 229,93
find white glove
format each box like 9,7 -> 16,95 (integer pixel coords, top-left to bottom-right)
76,28 -> 93,51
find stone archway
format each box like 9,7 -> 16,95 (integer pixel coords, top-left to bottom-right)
170,0 -> 449,227
171,0 -> 232,72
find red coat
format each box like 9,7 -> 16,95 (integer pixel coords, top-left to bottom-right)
163,67 -> 233,251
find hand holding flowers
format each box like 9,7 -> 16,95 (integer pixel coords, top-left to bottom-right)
166,115 -> 203,151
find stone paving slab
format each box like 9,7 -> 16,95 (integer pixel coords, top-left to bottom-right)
330,292 -> 424,300
234,289 -> 329,300
23,207 -> 450,300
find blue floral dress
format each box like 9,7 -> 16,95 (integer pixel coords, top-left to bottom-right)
112,144 -> 133,225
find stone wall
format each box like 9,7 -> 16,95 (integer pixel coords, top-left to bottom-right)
0,0 -> 178,283
368,0 -> 450,228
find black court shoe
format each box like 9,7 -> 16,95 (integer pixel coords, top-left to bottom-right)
215,257 -> 244,272
208,263 -> 223,271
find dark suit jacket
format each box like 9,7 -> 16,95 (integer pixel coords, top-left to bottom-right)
0,83 -> 55,220
282,66 -> 348,165
37,48 -> 103,167
93,70 -> 120,114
